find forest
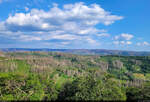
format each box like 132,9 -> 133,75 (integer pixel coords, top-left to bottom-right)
0,51 -> 150,101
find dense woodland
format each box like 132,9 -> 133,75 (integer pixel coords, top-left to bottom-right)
0,51 -> 150,101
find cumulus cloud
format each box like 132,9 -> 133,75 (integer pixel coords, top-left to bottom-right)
0,2 -> 123,47
49,34 -> 79,40
86,38 -> 97,44
3,2 -> 123,33
126,41 -> 132,45
0,22 -> 6,31
113,33 -> 133,45
113,41 -> 132,45
18,35 -> 42,41
96,33 -> 110,37
114,33 -> 134,41
137,41 -> 150,46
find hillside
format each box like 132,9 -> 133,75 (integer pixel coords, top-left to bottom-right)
0,51 -> 150,101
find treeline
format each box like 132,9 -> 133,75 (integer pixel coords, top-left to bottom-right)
0,71 -> 150,101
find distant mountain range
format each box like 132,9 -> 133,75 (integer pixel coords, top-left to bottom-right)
1,48 -> 150,56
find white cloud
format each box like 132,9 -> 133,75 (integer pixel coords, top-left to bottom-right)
143,41 -> 149,46
114,33 -> 133,41
96,33 -> 110,37
113,33 -> 133,45
0,22 -> 6,31
113,41 -> 132,45
49,34 -> 79,40
0,2 -> 123,47
3,2 -> 123,33
137,41 -> 150,46
126,41 -> 132,45
86,38 -> 97,44
18,35 -> 42,41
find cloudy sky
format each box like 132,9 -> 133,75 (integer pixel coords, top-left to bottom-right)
0,0 -> 150,51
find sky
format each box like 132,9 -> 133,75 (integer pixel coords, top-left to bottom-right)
0,0 -> 150,51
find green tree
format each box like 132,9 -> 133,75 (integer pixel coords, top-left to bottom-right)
126,87 -> 142,100
58,74 -> 126,101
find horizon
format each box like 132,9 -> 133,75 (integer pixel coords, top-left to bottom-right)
0,0 -> 150,51
1,48 -> 150,53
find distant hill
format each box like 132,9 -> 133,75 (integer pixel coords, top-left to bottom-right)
0,48 -> 150,56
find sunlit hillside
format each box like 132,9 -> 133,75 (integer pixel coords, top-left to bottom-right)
0,51 -> 150,101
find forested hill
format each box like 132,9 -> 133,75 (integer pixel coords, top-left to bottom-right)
1,48 -> 150,56
0,51 -> 150,101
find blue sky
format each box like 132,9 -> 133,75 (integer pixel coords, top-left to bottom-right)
0,0 -> 150,51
